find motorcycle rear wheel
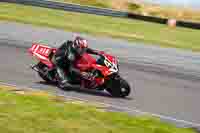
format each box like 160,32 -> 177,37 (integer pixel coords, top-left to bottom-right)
37,62 -> 52,82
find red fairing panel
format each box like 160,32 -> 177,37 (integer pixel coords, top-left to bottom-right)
29,43 -> 54,68
75,53 -> 96,71
91,64 -> 110,77
75,53 -> 113,77
32,43 -> 52,57
103,53 -> 117,64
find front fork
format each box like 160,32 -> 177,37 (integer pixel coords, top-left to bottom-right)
105,74 -> 121,88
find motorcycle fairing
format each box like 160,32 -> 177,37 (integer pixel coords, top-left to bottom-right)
28,43 -> 54,68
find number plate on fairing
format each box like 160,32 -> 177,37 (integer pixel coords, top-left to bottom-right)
34,45 -> 51,57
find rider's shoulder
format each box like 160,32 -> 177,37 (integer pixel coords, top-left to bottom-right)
66,40 -> 73,45
60,40 -> 71,46
59,40 -> 71,47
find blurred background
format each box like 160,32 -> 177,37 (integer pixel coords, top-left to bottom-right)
141,0 -> 200,9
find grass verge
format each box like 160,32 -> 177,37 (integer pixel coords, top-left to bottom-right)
0,84 -> 197,133
54,0 -> 200,22
54,0 -> 111,8
0,2 -> 200,52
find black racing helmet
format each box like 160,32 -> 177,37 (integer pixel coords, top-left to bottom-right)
72,36 -> 88,55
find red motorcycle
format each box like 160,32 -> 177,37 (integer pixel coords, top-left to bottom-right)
28,43 -> 131,97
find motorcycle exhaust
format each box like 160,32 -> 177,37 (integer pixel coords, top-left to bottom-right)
30,64 -> 40,73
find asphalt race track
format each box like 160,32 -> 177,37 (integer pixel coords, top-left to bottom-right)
0,21 -> 200,129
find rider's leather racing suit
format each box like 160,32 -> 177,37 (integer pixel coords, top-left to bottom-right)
53,40 -> 100,88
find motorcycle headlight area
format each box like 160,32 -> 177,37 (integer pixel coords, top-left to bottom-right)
104,58 -> 118,73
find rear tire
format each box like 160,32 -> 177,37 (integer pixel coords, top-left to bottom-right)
37,62 -> 52,82
38,71 -> 51,82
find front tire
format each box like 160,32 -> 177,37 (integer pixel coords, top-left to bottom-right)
119,78 -> 131,97
106,77 -> 131,97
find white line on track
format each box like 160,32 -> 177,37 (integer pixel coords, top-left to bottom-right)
0,82 -> 200,128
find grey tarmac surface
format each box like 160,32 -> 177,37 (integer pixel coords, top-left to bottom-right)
0,21 -> 200,128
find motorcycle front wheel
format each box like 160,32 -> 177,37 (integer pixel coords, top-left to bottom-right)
106,77 -> 131,98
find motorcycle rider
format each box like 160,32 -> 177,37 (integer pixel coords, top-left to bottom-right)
53,36 -> 101,89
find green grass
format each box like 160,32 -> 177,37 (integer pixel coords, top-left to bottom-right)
0,86 -> 196,133
0,2 -> 200,52
54,0 -> 200,22
54,0 -> 111,8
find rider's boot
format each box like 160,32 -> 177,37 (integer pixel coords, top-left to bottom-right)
56,67 -> 72,90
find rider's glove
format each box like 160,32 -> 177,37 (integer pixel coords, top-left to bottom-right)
98,51 -> 105,55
